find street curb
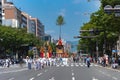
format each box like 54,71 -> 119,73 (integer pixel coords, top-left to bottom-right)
97,64 -> 120,72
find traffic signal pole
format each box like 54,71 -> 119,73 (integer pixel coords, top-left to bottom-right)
74,29 -> 99,58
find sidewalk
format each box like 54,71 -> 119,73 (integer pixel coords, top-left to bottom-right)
0,64 -> 28,74
0,63 -> 27,68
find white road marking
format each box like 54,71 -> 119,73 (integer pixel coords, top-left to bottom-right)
76,64 -> 79,67
49,77 -> 55,80
66,65 -> 69,67
81,65 -> 83,66
54,63 -> 100,67
9,77 -> 15,80
72,77 -> 75,80
72,73 -> 74,76
112,77 -> 118,80
71,65 -> 74,67
56,65 -> 59,67
92,77 -> 99,80
37,73 -> 42,76
85,65 -> 87,66
29,77 -> 34,80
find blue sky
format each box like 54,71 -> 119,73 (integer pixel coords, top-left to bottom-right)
11,0 -> 100,41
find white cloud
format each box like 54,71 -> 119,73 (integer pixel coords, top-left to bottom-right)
59,9 -> 66,16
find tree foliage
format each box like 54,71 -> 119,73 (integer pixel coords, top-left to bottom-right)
56,15 -> 65,39
78,0 -> 120,56
0,26 -> 43,57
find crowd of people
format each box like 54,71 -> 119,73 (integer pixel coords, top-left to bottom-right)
79,54 -> 120,69
98,56 -> 120,69
1,54 -> 120,70
0,58 -> 11,68
25,56 -> 69,70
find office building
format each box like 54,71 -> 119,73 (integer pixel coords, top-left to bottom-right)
43,34 -> 51,42
21,12 -> 36,35
2,1 -> 21,28
30,18 -> 44,38
1,0 -> 45,39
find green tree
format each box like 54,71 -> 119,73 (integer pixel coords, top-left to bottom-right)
0,25 -> 43,58
28,50 -> 33,57
78,0 -> 120,56
56,15 -> 65,39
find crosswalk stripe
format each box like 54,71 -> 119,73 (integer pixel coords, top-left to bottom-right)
81,65 -> 83,66
55,63 -> 98,67
71,65 -> 74,67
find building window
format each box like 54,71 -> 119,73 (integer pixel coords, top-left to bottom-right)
2,10 -> 4,13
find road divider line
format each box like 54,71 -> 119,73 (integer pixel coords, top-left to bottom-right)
72,73 -> 74,76
49,77 -> 55,80
92,77 -> 99,80
37,73 -> 42,76
72,77 -> 75,80
112,77 -> 118,80
29,77 -> 34,80
9,77 -> 15,80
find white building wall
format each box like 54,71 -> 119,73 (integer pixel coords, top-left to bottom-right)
2,19 -> 19,28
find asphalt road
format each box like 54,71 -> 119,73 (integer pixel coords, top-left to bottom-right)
0,62 -> 120,80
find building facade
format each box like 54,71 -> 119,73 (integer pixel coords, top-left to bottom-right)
43,34 -> 51,42
2,1 -> 21,28
30,18 -> 44,39
0,0 -> 2,24
21,12 -> 36,35
1,0 -> 45,39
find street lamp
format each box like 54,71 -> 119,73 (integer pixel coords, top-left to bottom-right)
114,5 -> 120,17
104,5 -> 113,14
104,5 -> 120,16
